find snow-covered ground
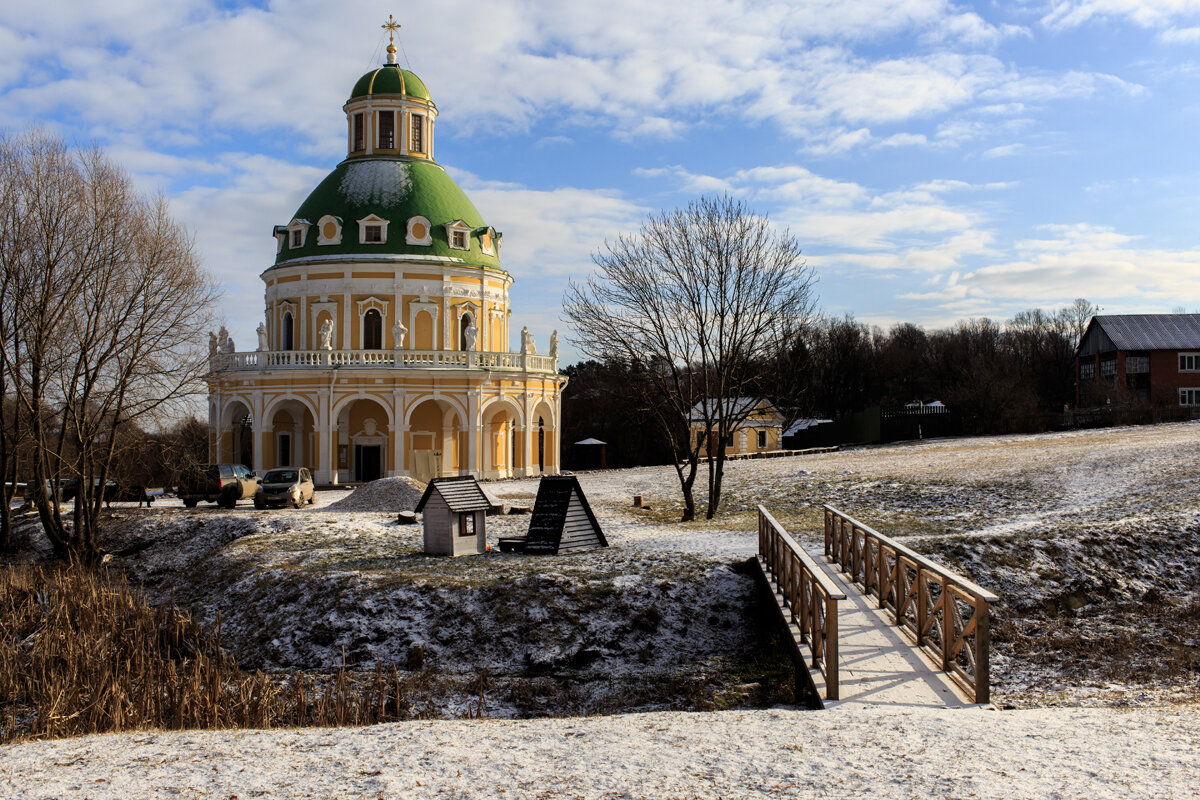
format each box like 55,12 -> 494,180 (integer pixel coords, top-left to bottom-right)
4,423 -> 1200,795
3,704 -> 1198,799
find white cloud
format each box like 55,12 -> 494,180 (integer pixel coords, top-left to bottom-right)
1042,0 -> 1200,31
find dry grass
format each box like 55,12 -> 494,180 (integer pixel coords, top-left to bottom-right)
0,563 -> 431,743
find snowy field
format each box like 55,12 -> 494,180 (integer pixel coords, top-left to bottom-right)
3,704 -> 1198,799
4,423 -> 1200,796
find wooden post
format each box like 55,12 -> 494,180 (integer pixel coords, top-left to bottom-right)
975,600 -> 991,704
825,593 -> 839,701
940,582 -> 952,671
916,566 -> 927,648
798,571 -> 809,643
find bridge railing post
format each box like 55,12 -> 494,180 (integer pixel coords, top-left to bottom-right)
915,565 -> 927,648
975,599 -> 991,704
825,592 -> 839,701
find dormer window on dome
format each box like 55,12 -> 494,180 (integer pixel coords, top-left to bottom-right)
358,214 -> 389,244
287,219 -> 311,250
444,220 -> 471,251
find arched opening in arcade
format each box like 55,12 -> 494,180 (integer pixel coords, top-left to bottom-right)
532,399 -> 558,475
265,399 -> 316,471
335,397 -> 392,483
220,400 -> 254,467
482,400 -> 522,480
407,397 -> 463,483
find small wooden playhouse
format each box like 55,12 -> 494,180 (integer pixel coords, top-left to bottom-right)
499,475 -> 607,554
415,476 -> 491,557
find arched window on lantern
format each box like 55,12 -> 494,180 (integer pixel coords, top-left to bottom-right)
282,312 -> 294,350
364,309 -> 383,350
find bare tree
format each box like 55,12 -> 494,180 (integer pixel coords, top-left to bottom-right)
0,129 -> 216,560
564,195 -> 815,519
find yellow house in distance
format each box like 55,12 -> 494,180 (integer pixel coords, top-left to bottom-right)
689,398 -> 784,457
205,30 -> 565,484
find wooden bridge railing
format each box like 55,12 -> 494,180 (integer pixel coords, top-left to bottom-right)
757,505 -> 846,700
823,505 -> 998,703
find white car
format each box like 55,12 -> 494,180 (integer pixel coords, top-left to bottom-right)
253,467 -> 315,509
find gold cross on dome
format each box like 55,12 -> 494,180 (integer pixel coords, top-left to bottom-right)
381,14 -> 401,45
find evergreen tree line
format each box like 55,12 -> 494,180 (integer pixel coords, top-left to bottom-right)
560,300 -> 1098,470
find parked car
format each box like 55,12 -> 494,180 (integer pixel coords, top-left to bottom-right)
178,464 -> 259,508
254,467 -> 315,509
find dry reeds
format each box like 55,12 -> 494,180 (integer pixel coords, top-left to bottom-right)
0,563 -> 424,743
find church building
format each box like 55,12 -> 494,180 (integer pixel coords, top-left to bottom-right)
206,23 -> 565,484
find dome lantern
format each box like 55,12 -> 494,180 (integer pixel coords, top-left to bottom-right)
343,16 -> 436,161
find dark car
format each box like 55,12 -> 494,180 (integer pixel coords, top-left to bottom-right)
253,467 -> 315,509
178,464 -> 259,508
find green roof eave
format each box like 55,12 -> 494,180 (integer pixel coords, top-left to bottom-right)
272,157 -> 503,269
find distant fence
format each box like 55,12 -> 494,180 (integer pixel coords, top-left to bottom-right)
756,505 -> 846,701
823,505 -> 998,703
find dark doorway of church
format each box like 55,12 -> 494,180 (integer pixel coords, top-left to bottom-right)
355,445 -> 382,482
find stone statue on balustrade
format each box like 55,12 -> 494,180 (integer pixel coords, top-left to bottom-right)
464,319 -> 478,351
392,319 -> 407,349
319,319 -> 334,350
256,322 -> 268,352
209,331 -> 219,356
520,326 -> 536,355
549,330 -> 559,360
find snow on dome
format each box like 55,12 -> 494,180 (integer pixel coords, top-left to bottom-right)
327,476 -> 427,512
338,160 -> 413,207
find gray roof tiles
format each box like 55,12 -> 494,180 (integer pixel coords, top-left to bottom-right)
1092,314 -> 1200,351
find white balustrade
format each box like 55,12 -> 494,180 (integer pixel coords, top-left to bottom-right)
212,348 -> 557,374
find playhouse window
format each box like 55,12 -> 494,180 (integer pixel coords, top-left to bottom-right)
459,513 -> 475,538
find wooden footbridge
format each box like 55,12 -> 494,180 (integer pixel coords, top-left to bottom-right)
754,504 -> 998,708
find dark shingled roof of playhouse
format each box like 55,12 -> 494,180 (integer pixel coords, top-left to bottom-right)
415,476 -> 491,513
525,475 -> 607,554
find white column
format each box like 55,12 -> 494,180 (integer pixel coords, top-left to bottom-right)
466,391 -> 479,477
317,389 -> 333,484
342,291 -> 351,349
391,389 -> 406,476
522,395 -> 534,476
251,391 -> 265,474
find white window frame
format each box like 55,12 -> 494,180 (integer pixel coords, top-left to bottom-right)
1180,352 -> 1200,372
316,215 -> 343,246
357,296 -> 389,350
409,112 -> 425,154
357,214 -> 390,245
406,215 -> 432,246
1180,388 -> 1200,406
277,301 -> 297,350
377,109 -> 397,151
286,218 -> 311,250
444,220 -> 471,251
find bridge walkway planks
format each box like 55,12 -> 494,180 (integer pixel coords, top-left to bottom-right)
757,547 -> 973,709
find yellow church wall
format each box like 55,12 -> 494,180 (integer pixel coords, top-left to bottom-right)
413,309 -> 434,349
351,271 -> 393,279
309,272 -> 343,281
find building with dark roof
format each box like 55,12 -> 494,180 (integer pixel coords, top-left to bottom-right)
204,21 -> 566,485
1075,314 -> 1200,409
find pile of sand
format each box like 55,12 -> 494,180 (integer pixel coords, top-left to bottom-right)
326,477 -> 427,512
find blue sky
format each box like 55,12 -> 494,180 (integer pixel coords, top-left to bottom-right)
3,0 -> 1200,362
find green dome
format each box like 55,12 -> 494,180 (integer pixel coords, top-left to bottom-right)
273,158 -> 500,269
349,64 -> 431,101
